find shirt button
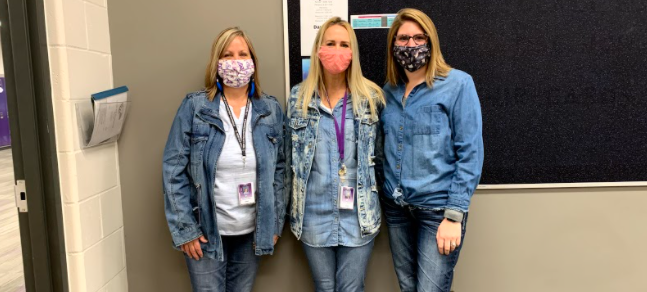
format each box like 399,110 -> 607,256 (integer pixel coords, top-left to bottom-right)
399,126 -> 403,131
396,164 -> 401,169
398,144 -> 402,150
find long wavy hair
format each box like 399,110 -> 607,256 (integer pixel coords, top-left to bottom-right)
297,17 -> 384,118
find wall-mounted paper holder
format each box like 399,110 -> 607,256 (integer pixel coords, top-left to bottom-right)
75,86 -> 130,149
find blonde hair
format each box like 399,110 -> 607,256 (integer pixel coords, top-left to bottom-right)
205,27 -> 262,101
297,17 -> 384,118
386,8 -> 452,86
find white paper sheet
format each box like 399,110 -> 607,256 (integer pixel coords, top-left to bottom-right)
300,0 -> 348,56
85,89 -> 129,147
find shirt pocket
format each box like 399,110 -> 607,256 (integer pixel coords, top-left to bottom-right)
412,124 -> 439,179
345,116 -> 357,143
420,105 -> 445,135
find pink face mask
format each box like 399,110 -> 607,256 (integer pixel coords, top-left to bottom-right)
318,46 -> 352,75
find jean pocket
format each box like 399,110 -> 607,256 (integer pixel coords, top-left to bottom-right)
415,207 -> 445,229
380,197 -> 406,218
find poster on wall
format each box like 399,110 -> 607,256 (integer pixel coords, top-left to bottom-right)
302,58 -> 311,80
300,0 -> 348,56
350,14 -> 396,29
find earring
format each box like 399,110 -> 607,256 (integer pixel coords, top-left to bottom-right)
216,80 -> 223,91
248,78 -> 255,97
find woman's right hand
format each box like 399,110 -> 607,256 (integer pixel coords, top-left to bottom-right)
181,235 -> 208,260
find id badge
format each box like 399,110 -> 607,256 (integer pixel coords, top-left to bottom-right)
237,182 -> 255,205
338,185 -> 355,210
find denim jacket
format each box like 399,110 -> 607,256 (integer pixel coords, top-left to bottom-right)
163,90 -> 286,261
380,69 -> 484,217
286,85 -> 381,240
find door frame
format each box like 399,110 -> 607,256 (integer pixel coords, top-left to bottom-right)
0,0 -> 67,291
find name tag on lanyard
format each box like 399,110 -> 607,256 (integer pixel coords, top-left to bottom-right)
237,180 -> 255,205
339,184 -> 355,210
325,89 -> 354,210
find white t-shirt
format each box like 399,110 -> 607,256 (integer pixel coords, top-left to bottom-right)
213,100 -> 256,235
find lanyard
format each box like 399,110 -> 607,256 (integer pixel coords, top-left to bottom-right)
324,89 -> 348,177
221,93 -> 251,167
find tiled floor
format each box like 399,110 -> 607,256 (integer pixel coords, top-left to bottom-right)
0,148 -> 25,292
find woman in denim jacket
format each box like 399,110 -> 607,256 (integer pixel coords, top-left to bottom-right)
162,27 -> 286,292
285,17 -> 385,292
379,8 -> 484,292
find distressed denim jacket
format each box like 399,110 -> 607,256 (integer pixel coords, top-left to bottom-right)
286,84 -> 381,240
162,90 -> 286,261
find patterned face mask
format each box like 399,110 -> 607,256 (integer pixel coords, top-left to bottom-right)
393,44 -> 431,72
217,59 -> 255,88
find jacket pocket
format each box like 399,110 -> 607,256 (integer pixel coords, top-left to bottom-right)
288,118 -> 309,166
289,117 -> 308,130
192,183 -> 202,226
189,135 -> 208,178
265,131 -> 280,163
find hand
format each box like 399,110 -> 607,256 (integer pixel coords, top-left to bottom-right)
181,235 -> 208,260
436,218 -> 462,256
273,235 -> 279,245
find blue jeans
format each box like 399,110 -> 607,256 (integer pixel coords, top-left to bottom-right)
302,240 -> 375,292
382,198 -> 468,292
184,233 -> 260,292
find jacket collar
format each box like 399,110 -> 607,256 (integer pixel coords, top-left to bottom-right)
197,92 -> 270,129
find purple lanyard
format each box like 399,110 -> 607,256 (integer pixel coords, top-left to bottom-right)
332,91 -> 348,162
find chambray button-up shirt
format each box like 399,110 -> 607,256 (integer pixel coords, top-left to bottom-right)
380,69 -> 484,213
300,96 -> 377,247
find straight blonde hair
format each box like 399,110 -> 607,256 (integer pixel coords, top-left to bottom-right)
205,27 -> 262,101
386,8 -> 452,87
297,17 -> 384,118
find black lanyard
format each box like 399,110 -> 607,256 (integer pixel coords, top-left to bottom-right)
221,93 -> 251,165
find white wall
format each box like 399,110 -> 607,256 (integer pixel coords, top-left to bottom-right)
0,35 -> 4,75
43,0 -> 127,291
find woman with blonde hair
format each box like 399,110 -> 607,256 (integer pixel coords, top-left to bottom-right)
162,27 -> 286,292
285,17 -> 384,292
379,8 -> 484,292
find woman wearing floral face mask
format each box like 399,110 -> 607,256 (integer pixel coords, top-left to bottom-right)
285,17 -> 384,292
162,27 -> 286,292
378,8 -> 484,292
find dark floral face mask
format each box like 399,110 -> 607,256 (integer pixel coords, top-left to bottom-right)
393,44 -> 431,72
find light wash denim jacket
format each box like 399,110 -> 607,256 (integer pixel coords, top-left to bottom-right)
380,69 -> 484,220
162,90 -> 286,261
300,97 -> 378,247
286,84 -> 381,240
